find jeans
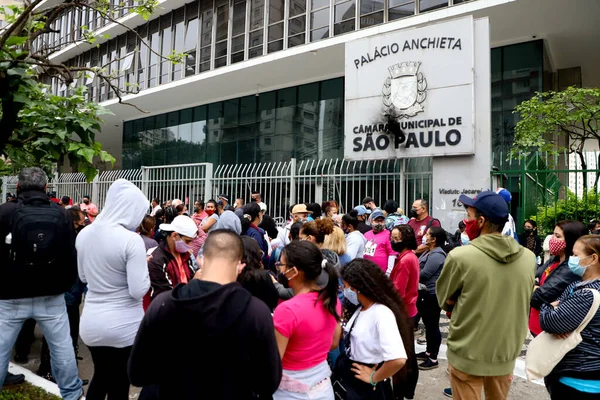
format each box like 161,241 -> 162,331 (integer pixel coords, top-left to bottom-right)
417,292 -> 442,359
15,318 -> 37,358
39,304 -> 82,375
87,346 -> 132,400
0,296 -> 83,400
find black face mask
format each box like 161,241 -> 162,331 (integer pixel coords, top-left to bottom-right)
408,208 -> 418,219
524,228 -> 534,235
277,272 -> 290,288
391,241 -> 406,253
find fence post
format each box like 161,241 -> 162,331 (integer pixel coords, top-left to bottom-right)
141,167 -> 149,200
1,177 -> 7,204
290,158 -> 297,206
91,170 -> 99,203
204,163 -> 213,202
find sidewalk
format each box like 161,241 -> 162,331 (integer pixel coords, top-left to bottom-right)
12,324 -> 549,399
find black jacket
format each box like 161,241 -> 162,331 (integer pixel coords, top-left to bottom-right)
517,233 -> 542,258
129,280 -> 282,399
0,190 -> 77,300
238,269 -> 279,311
530,257 -> 580,310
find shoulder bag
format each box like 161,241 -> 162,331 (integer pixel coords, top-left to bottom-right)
526,288 -> 600,381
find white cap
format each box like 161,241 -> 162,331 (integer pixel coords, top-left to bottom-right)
259,202 -> 267,212
159,215 -> 198,238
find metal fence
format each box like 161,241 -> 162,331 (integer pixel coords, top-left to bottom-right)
491,151 -> 600,235
1,158 -> 432,222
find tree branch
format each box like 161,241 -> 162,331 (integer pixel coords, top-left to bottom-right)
0,0 -> 45,49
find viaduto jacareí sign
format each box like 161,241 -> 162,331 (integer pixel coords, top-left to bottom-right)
344,16 -> 477,160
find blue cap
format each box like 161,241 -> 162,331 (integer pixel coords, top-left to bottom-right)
459,191 -> 508,221
354,205 -> 371,216
495,188 -> 512,204
371,210 -> 385,220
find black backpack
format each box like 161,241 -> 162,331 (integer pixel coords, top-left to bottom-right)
8,196 -> 69,268
425,218 -> 460,253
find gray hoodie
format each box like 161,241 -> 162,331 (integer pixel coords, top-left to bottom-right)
77,179 -> 151,348
215,210 -> 242,234
419,247 -> 446,294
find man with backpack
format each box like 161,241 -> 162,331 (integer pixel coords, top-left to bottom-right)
408,199 -> 442,256
0,168 -> 83,399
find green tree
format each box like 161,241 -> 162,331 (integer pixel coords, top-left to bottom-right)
512,87 -> 600,191
0,0 -> 183,180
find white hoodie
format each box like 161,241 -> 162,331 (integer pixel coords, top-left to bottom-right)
77,179 -> 150,348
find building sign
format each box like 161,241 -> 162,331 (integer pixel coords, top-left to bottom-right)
344,17 -> 476,160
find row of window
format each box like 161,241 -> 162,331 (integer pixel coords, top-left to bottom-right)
43,0 -> 474,101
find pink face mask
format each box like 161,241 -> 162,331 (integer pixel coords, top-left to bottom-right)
549,237 -> 566,256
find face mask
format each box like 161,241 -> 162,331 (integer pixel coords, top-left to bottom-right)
549,237 -> 567,256
343,287 -> 359,306
422,236 -> 429,246
205,209 -> 215,216
464,218 -> 482,240
391,241 -> 405,253
283,267 -> 297,282
83,200 -> 90,204
408,208 -> 418,219
175,239 -> 191,253
524,228 -> 534,235
373,223 -> 385,232
568,255 -> 592,277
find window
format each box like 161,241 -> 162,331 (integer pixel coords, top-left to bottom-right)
159,14 -> 172,85
148,20 -> 160,88
310,4 -> 330,42
360,0 -> 383,28
249,0 -> 265,59
172,8 -> 185,81
184,17 -> 199,76
334,0 -> 355,35
137,25 -> 148,90
264,121 -> 272,129
215,0 -> 229,68
419,0 -> 447,13
199,0 -> 213,72
231,0 -> 246,64
288,0 -> 306,48
388,0 -> 414,21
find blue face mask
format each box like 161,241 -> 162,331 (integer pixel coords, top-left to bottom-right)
343,287 -> 359,306
568,255 -> 592,277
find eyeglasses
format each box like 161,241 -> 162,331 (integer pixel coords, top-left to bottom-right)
275,261 -> 291,269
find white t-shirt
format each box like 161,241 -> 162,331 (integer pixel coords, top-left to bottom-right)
344,304 -> 407,364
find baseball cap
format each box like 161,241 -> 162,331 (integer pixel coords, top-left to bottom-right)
458,191 -> 508,222
354,205 -> 371,216
495,188 -> 512,204
159,215 -> 198,238
218,194 -> 229,202
258,202 -> 267,212
292,204 -> 312,214
371,210 -> 385,220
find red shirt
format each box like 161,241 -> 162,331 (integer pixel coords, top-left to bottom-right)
390,250 -> 420,318
408,216 -> 440,244
529,261 -> 560,335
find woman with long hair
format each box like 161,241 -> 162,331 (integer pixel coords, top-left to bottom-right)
242,202 -> 270,266
415,226 -> 447,371
530,220 -> 588,336
273,241 -> 341,400
200,200 -> 219,233
137,215 -> 158,251
323,226 -> 352,266
518,219 -> 542,260
389,225 -> 419,327
238,236 -> 279,311
340,259 -> 415,400
540,235 -> 600,399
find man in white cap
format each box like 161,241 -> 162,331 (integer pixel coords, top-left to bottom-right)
146,215 -> 199,306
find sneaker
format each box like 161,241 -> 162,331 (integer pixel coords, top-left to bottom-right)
415,351 -> 429,360
416,338 -> 427,345
443,388 -> 453,398
5,372 -> 25,385
418,358 -> 439,370
13,354 -> 28,364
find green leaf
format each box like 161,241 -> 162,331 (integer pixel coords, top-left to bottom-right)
5,35 -> 28,46
76,147 -> 96,164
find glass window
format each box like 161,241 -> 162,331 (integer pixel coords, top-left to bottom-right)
200,1 -> 213,73
184,18 -> 198,76
250,0 -> 265,30
389,1 -> 414,21
360,10 -> 383,28
172,9 -> 185,81
160,16 -> 172,85
249,30 -> 264,59
215,3 -> 229,68
360,0 -> 383,15
310,26 -> 329,42
311,0 -> 329,9
419,0 -> 447,12
334,0 -> 354,35
289,16 -> 306,36
232,0 -> 247,36
289,0 -> 306,17
289,33 -> 306,48
268,23 -> 284,42
269,0 -> 285,23
148,20 -> 160,88
311,8 -> 330,29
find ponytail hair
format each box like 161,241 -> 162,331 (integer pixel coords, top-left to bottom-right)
301,217 -> 334,244
241,202 -> 262,235
283,241 -> 340,321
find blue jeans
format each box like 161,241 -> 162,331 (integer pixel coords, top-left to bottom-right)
0,296 -> 83,400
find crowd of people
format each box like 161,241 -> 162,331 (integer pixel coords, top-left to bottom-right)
0,168 -> 599,400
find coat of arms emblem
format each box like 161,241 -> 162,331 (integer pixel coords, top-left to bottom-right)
382,61 -> 427,119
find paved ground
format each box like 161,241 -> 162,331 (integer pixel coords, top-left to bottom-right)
11,312 -> 547,399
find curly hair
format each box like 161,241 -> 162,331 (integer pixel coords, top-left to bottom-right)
341,259 -> 415,366
322,200 -> 339,217
301,218 -> 334,244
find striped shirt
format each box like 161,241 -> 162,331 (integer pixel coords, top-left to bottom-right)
540,279 -> 600,376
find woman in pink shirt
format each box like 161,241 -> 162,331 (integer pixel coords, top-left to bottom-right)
389,225 -> 420,326
273,241 -> 342,400
363,211 -> 396,273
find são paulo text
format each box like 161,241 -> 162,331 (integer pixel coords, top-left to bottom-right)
352,130 -> 461,152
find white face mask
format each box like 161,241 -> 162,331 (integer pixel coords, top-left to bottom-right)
422,236 -> 428,246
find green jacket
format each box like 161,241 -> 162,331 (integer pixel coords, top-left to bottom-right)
436,234 -> 535,376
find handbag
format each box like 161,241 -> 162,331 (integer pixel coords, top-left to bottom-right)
525,288 -> 600,381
